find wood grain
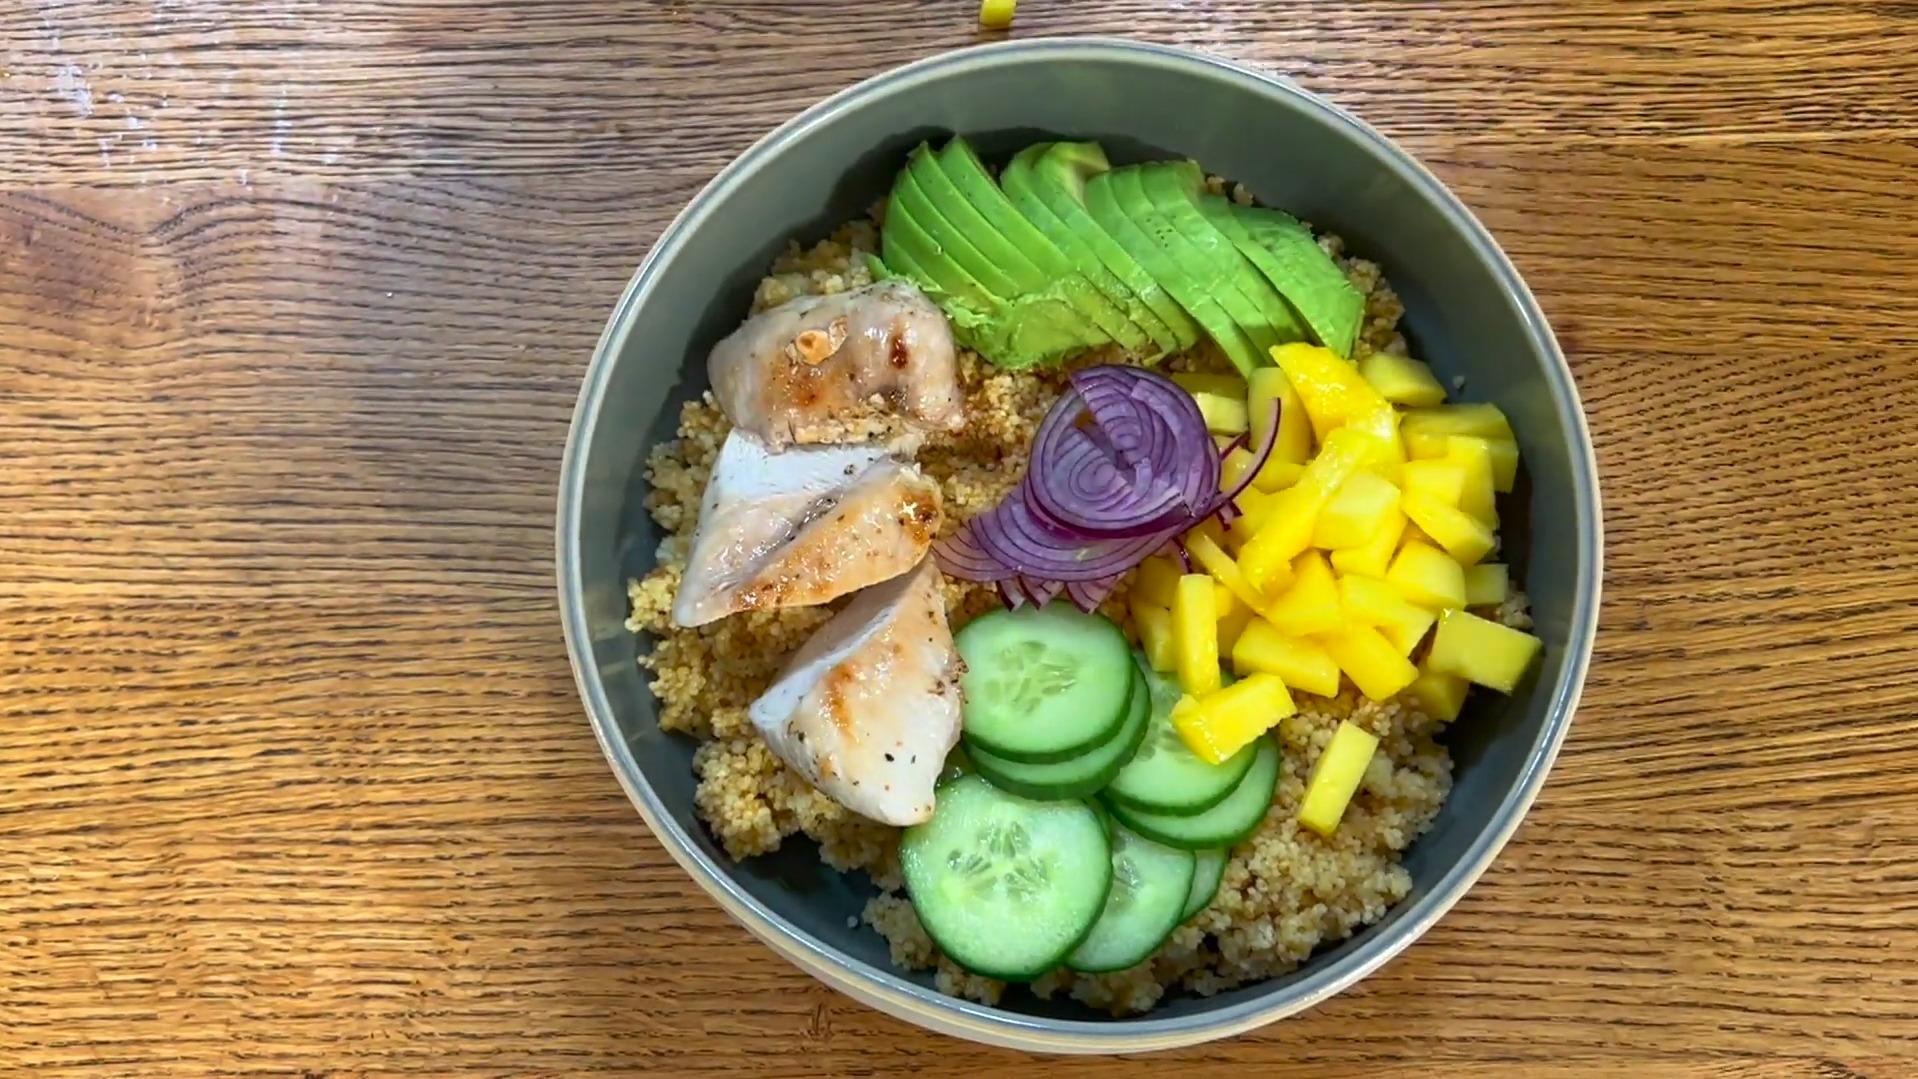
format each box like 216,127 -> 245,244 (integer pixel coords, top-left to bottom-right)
4,1 -> 1916,1074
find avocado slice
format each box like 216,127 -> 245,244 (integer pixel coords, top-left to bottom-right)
882,180 -> 1097,368
1221,203 -> 1365,358
1025,143 -> 1202,351
1138,162 -> 1308,357
1082,167 -> 1263,374
1000,146 -> 1179,357
935,137 -> 1151,354
902,144 -> 1105,348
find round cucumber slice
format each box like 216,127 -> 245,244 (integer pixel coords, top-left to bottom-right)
1182,848 -> 1228,921
1104,736 -> 1282,851
969,662 -> 1150,801
1103,665 -> 1257,815
901,775 -> 1112,981
1066,823 -> 1195,973
955,604 -> 1134,763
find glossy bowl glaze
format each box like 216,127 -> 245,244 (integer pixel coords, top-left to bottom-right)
557,38 -> 1601,1053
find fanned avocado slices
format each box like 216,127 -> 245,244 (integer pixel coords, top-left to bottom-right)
935,137 -> 1150,354
1223,202 -> 1365,358
1021,143 -> 1201,351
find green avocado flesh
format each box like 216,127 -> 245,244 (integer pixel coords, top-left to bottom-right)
878,137 -> 1353,370
936,137 -> 1149,353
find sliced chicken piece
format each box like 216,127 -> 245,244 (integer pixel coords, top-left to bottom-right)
749,559 -> 963,825
671,430 -> 943,628
709,279 -> 964,450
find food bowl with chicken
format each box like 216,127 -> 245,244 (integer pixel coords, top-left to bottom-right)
558,39 -> 1601,1052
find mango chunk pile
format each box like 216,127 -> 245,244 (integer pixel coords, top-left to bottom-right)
1131,344 -> 1546,834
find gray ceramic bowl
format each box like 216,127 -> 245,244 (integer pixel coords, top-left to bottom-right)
558,38 -> 1601,1053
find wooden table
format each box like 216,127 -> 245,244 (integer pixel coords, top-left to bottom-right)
5,2 -> 1915,1074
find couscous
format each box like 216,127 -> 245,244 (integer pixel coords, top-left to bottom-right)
625,138 -> 1536,1012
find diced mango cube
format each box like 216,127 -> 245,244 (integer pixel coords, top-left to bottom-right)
1270,342 -> 1396,444
1265,551 -> 1342,636
1133,555 -> 1181,608
1250,459 -> 1306,494
1464,562 -> 1510,607
1229,619 -> 1342,697
1337,575 -> 1436,655
1402,459 -> 1467,507
1427,609 -> 1543,693
1297,719 -> 1381,837
1186,532 -> 1271,612
1485,437 -> 1520,492
1446,436 -> 1499,525
1328,506 -> 1406,579
1193,391 -> 1249,435
1174,673 -> 1296,764
1217,601 -> 1255,654
1407,668 -> 1470,723
1319,625 -> 1419,701
1131,599 -> 1176,673
1400,402 -> 1514,447
1313,472 -> 1401,550
1172,372 -> 1247,398
1237,487 -> 1316,590
1403,492 -> 1497,565
1247,366 -> 1313,465
1357,352 -> 1448,407
1172,574 -> 1222,695
1220,446 -> 1259,493
1386,539 -> 1468,610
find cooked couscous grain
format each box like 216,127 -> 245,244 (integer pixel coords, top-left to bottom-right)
624,216 -> 1519,1014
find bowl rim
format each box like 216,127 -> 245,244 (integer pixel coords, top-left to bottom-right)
557,36 -> 1603,1054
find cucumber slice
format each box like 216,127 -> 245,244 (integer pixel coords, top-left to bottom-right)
956,604 -> 1134,763
1105,736 -> 1282,850
901,775 -> 1113,981
1103,665 -> 1257,816
969,662 -> 1151,800
1066,823 -> 1195,973
1181,848 -> 1227,921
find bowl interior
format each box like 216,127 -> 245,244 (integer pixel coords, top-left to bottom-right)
565,42 -> 1593,1035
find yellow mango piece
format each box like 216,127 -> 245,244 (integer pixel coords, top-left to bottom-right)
1357,352 -> 1447,407
1386,539 -> 1468,610
1445,435 -> 1499,525
1220,447 -> 1259,493
1403,492 -> 1497,565
1297,719 -> 1381,837
1186,531 -> 1271,612
1132,599 -> 1176,673
1173,372 -> 1247,397
1239,427 -> 1379,588
1400,402 -> 1514,446
1337,575 -> 1437,654
1250,459 -> 1305,494
1464,562 -> 1510,607
1270,342 -> 1395,444
1313,472 -> 1401,550
1172,574 -> 1222,695
1193,390 -> 1249,435
1217,601 -> 1255,654
1229,618 -> 1343,697
1402,459 -> 1467,507
1175,673 -> 1297,764
1133,555 -> 1181,608
1408,667 -> 1470,723
1265,551 -> 1342,636
1485,437 -> 1520,492
1329,506 -> 1406,579
1248,366 -> 1313,465
1428,608 -> 1543,693
1319,624 -> 1419,701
